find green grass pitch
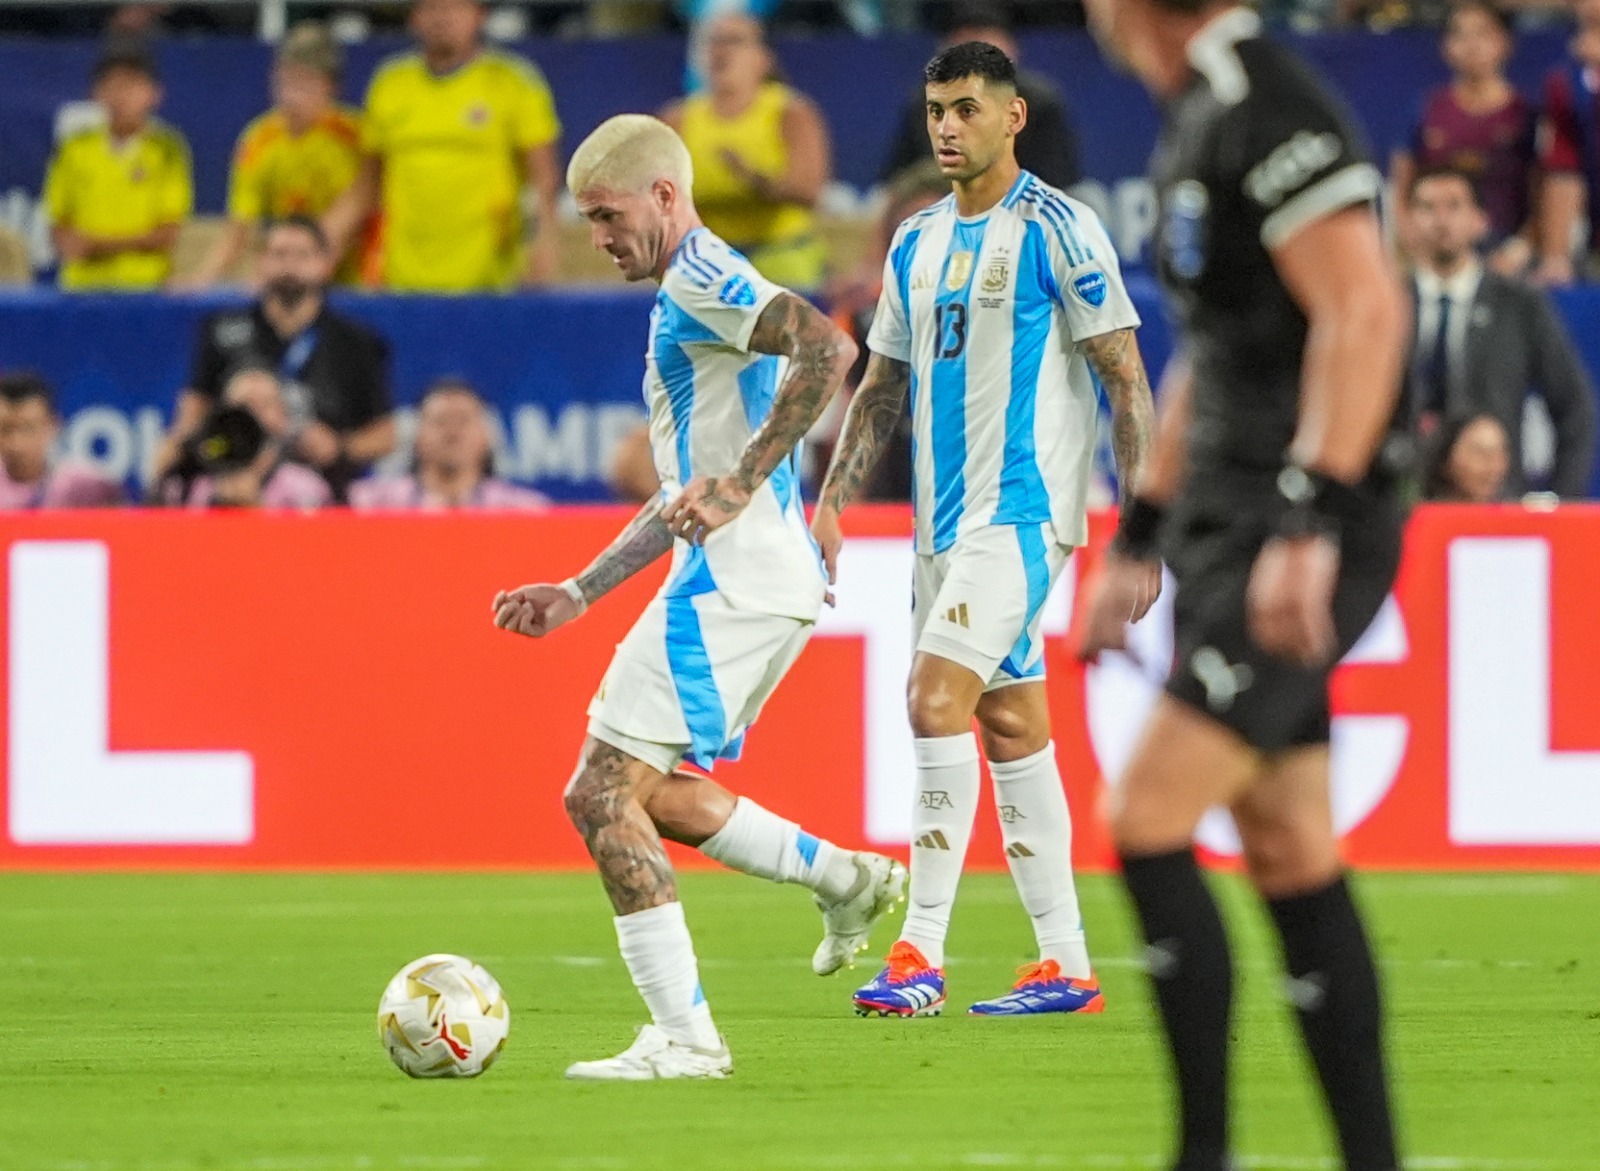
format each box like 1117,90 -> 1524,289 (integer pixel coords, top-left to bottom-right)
3,870 -> 1597,1171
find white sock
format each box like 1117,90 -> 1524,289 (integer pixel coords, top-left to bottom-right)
899,733 -> 981,969
699,797 -> 859,901
990,743 -> 1092,979
613,901 -> 720,1050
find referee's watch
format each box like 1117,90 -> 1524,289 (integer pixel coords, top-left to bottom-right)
1274,465 -> 1364,542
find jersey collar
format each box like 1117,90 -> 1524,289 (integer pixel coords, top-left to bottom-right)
1185,6 -> 1261,106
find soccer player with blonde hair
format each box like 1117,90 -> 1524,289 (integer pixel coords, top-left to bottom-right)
492,114 -> 906,1080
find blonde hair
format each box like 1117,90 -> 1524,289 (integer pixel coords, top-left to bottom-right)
566,114 -> 694,199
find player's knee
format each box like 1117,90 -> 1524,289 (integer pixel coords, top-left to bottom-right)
1238,819 -> 1338,897
906,680 -> 970,739
1110,775 -> 1192,857
562,762 -> 626,840
976,704 -> 1043,761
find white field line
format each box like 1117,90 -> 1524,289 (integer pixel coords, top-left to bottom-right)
25,1154 -> 1580,1171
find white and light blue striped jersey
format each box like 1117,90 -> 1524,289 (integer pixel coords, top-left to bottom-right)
867,171 -> 1141,555
643,227 -> 827,621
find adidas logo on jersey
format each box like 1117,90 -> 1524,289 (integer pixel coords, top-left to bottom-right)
1005,842 -> 1035,858
942,603 -> 970,628
916,830 -> 951,850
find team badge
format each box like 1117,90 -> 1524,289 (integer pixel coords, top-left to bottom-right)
1072,270 -> 1108,308
944,250 -> 974,290
717,274 -> 757,308
1164,180 -> 1210,282
980,255 -> 1009,293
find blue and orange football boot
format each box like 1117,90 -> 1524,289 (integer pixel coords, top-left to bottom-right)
852,940 -> 946,1017
967,961 -> 1105,1016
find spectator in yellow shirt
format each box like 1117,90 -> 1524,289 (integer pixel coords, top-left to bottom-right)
323,0 -> 563,292
181,23 -> 369,289
660,13 -> 832,291
44,44 -> 193,291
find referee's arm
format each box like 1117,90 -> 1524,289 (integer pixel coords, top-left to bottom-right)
1274,205 -> 1409,485
1249,204 -> 1408,667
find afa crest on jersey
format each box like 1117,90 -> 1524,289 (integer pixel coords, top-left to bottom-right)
981,256 -> 1009,293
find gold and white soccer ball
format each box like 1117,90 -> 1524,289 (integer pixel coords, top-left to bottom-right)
377,954 -> 510,1078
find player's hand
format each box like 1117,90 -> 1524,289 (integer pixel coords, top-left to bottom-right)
1247,534 -> 1339,666
295,422 -> 343,468
809,506 -> 842,607
1074,550 -> 1162,661
492,583 -> 584,639
810,507 -> 843,585
660,476 -> 751,544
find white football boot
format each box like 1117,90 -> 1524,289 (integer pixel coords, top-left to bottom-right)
812,852 -> 908,976
563,1025 -> 733,1081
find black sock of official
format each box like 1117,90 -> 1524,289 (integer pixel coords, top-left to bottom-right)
1120,847 -> 1233,1171
1266,874 -> 1400,1171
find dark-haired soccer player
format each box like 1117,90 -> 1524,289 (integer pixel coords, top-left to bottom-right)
816,41 -> 1158,1018
1077,0 -> 1408,1168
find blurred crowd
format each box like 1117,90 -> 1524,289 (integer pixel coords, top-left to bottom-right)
3,0 -> 1600,512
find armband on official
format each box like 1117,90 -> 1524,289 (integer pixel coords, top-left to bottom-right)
1273,465 -> 1365,542
1111,497 -> 1166,562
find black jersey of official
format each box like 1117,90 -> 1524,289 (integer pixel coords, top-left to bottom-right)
1151,9 -> 1381,479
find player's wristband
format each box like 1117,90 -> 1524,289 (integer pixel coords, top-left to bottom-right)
559,578 -> 589,615
1111,497 -> 1166,562
1273,465 -> 1366,542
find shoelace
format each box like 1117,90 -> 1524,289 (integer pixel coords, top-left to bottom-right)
884,942 -> 933,984
1013,960 -> 1065,988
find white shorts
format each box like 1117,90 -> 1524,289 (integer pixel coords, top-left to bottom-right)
912,521 -> 1071,692
587,588 -> 813,775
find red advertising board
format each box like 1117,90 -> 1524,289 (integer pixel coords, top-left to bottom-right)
2,506 -> 1598,870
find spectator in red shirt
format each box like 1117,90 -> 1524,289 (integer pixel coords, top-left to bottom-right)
0,373 -> 124,509
1536,0 -> 1600,286
1391,0 -> 1536,273
349,378 -> 548,510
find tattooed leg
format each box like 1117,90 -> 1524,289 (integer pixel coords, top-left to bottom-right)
563,737 -> 678,914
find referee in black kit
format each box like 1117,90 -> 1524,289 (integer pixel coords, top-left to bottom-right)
1076,2 -> 1408,1171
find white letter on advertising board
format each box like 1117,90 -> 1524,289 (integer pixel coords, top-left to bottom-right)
7,541 -> 254,845
1449,537 -> 1600,844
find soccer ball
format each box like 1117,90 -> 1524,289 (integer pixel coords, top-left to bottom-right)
377,953 -> 510,1078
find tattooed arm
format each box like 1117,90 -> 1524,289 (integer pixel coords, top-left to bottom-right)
1079,327 -> 1157,506
660,292 -> 858,543
1074,335 -> 1171,660
809,351 -> 912,585
491,499 -> 673,639
573,500 -> 674,604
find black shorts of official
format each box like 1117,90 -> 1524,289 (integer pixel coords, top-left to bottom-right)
1162,491 -> 1403,752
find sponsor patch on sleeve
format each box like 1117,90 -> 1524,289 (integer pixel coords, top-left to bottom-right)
717,274 -> 758,308
1071,270 -> 1108,309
